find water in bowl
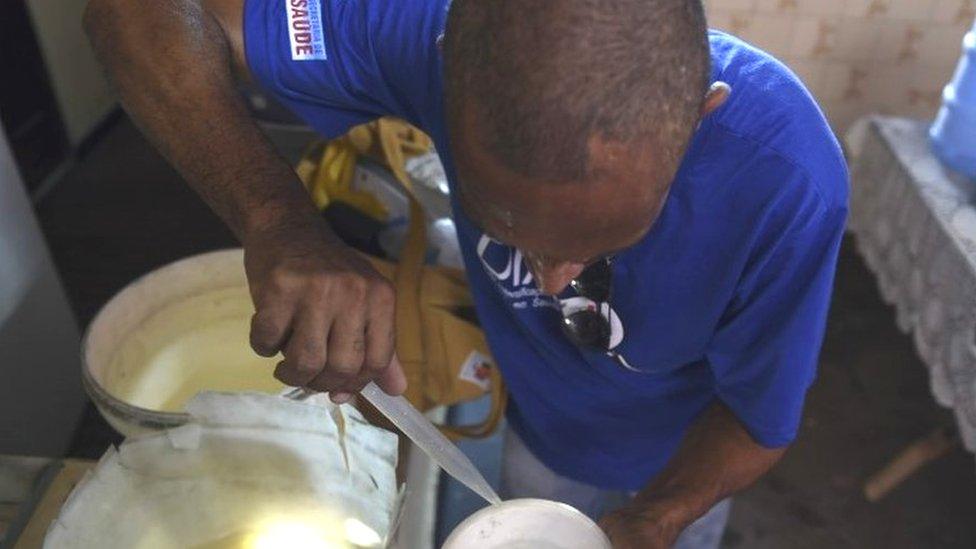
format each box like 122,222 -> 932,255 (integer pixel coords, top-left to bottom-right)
104,286 -> 284,412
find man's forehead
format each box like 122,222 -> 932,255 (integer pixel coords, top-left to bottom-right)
458,174 -> 659,262
450,98 -> 673,261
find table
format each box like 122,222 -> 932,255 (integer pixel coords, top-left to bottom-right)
846,116 -> 976,458
0,456 -> 94,547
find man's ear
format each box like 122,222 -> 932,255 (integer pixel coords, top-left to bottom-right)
701,82 -> 731,118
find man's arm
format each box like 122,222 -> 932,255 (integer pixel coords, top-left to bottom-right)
83,0 -> 405,400
84,0 -> 297,241
600,402 -> 785,548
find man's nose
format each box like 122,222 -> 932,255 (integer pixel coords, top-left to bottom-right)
528,258 -> 586,296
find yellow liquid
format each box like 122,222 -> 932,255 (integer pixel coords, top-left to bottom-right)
104,286 -> 284,412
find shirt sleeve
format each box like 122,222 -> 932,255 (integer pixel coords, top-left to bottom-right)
705,177 -> 848,448
243,0 -> 444,137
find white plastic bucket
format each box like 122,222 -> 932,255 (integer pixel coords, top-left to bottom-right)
442,498 -> 612,549
82,248 -> 284,436
44,392 -> 401,549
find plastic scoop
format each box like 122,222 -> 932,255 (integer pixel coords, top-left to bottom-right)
285,383 -> 501,506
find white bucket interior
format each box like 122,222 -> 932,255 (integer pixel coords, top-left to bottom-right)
442,498 -> 612,549
84,249 -> 284,413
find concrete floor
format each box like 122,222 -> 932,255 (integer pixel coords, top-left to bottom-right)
726,240 -> 976,548
35,115 -> 976,547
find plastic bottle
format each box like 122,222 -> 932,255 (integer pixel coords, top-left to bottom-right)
930,18 -> 976,179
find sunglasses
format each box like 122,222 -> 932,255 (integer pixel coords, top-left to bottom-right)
561,257 -> 614,349
558,257 -> 639,372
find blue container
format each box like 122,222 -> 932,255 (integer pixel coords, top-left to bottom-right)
931,19 -> 976,179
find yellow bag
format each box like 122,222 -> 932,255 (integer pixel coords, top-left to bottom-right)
296,118 -> 506,440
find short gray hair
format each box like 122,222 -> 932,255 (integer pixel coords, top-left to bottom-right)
444,0 -> 711,181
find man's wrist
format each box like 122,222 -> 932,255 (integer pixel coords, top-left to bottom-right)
238,194 -> 322,245
631,491 -> 710,540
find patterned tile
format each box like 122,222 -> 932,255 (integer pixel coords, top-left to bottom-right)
790,17 -> 825,56
932,0 -> 976,24
741,14 -> 797,53
844,0 -> 880,17
707,0 -> 758,11
888,0 -> 940,20
786,58 -> 827,90
707,0 -> 974,132
835,19 -> 884,61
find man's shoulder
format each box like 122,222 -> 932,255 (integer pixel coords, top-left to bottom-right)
244,0 -> 448,134
704,31 -> 848,215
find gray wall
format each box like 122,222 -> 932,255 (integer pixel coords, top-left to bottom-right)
26,0 -> 116,145
0,127 -> 86,456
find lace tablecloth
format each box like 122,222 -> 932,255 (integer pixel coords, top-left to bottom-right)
846,117 -> 976,454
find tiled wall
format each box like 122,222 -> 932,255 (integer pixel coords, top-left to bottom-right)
706,0 -> 975,133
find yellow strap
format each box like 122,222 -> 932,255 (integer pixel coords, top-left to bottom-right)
293,118 -> 431,365
296,120 -> 507,437
374,120 -> 428,366
350,121 -> 508,421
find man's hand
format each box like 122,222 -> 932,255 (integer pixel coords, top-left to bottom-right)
598,403 -> 785,548
244,215 -> 406,402
83,0 -> 407,400
599,503 -> 680,549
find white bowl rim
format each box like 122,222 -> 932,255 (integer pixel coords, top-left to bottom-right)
442,497 -> 612,549
80,248 -> 246,432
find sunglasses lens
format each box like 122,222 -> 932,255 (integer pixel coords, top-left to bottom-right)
562,310 -> 611,350
572,259 -> 612,302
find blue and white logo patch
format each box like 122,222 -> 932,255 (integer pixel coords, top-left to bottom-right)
286,0 -> 327,61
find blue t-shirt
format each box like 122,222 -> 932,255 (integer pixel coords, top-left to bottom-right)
245,0 -> 848,490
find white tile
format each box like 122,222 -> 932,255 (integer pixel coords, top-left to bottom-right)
805,80 -> 829,104
706,0 -> 759,11
863,67 -> 912,110
828,101 -> 870,134
908,68 -> 954,107
708,9 -> 735,32
887,0 -> 940,20
931,0 -> 976,24
915,24 -> 969,68
930,0 -> 959,23
798,0 -> 850,17
804,85 -> 831,106
821,62 -> 856,100
755,0 -> 800,13
722,12 -> 757,38
790,17 -> 824,56
711,0 -> 972,130
901,70 -> 943,120
903,101 -> 940,121
907,67 -> 954,118
785,58 -> 828,89
876,20 -> 913,63
833,19 -> 885,62
844,0 -> 876,17
911,64 -> 959,90
739,14 -> 796,55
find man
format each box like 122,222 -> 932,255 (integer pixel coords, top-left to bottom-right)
84,0 -> 847,546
